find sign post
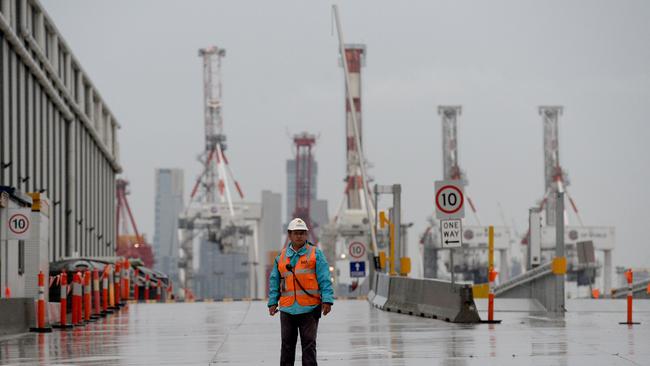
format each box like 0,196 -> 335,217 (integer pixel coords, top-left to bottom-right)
435,180 -> 465,287
440,219 -> 462,248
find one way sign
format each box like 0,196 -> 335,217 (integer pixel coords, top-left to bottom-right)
440,219 -> 462,248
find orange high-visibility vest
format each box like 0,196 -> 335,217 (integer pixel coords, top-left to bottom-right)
278,245 -> 321,307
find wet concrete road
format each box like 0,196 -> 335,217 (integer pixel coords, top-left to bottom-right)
0,300 -> 648,365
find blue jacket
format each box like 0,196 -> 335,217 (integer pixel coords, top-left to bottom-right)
268,242 -> 334,314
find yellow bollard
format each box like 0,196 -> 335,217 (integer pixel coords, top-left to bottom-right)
399,257 -> 411,276
488,226 -> 496,321
379,211 -> 397,275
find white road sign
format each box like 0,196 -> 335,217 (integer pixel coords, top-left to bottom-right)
440,219 -> 462,248
7,208 -> 32,240
434,180 -> 465,219
348,241 -> 366,259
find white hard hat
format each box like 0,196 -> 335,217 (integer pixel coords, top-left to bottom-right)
288,218 -> 309,231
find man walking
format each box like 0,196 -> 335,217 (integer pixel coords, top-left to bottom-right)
268,218 -> 334,366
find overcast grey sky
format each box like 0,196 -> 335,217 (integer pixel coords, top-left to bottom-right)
41,1 -> 650,270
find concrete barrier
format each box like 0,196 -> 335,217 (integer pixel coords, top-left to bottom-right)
370,272 -> 390,308
369,273 -> 480,323
0,298 -> 35,336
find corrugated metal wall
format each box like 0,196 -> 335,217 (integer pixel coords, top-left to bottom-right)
0,0 -> 121,262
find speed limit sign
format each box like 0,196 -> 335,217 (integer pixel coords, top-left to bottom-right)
434,180 -> 465,219
348,241 -> 366,259
7,208 -> 32,240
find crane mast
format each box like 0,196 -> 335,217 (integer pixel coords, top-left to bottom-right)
343,45 -> 366,210
199,46 -> 235,209
439,106 -> 466,183
318,6 -> 378,297
178,45 -> 249,299
539,106 -> 569,226
292,133 -> 318,243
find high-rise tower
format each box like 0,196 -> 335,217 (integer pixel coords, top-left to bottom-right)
153,168 -> 184,285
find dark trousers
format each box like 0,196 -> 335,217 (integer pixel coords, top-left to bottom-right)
280,310 -> 320,366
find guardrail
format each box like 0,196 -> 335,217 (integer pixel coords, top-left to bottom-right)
492,261 -> 566,313
368,273 -> 480,323
494,262 -> 553,296
610,278 -> 650,299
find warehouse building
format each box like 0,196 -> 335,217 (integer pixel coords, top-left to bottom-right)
0,0 -> 121,271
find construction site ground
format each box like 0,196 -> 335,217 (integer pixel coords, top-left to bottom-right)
0,299 -> 648,365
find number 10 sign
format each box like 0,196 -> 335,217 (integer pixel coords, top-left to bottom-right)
434,180 -> 465,220
5,208 -> 32,240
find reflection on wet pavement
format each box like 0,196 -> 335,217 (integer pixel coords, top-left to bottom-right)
0,300 -> 648,365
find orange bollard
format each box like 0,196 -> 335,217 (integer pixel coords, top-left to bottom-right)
71,273 -> 78,325
53,272 -> 72,329
592,288 -> 600,299
627,270 -> 633,324
4,286 -> 10,298
72,272 -> 84,326
108,265 -> 116,309
144,274 -> 150,301
114,262 -> 122,306
101,268 -> 113,315
133,268 -> 140,301
123,259 -> 130,300
620,269 -> 640,325
92,268 -> 101,318
487,270 -> 498,322
482,226 -> 501,324
30,271 -> 52,333
84,271 -> 93,322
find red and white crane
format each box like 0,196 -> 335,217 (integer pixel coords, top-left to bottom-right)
525,106 -> 614,294
115,178 -> 154,267
178,46 -> 249,297
292,132 -> 318,244
537,106 -> 582,226
420,106 -> 511,283
319,6 -> 378,296
188,46 -> 244,213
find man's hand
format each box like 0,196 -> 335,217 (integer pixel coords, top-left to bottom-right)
322,303 -> 332,316
269,305 -> 278,316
